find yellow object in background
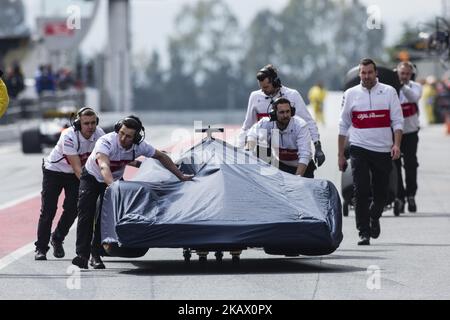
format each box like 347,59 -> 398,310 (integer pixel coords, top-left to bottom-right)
0,78 -> 10,119
422,82 -> 436,125
308,84 -> 327,125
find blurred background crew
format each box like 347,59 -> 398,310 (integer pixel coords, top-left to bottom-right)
394,62 -> 423,213
4,63 -> 25,100
422,76 -> 437,124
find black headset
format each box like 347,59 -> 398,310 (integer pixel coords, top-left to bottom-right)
257,65 -> 282,88
72,107 -> 99,131
269,97 -> 296,122
114,115 -> 145,145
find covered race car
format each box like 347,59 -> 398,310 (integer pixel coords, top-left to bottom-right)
101,130 -> 343,261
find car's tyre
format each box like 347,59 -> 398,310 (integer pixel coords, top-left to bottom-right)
21,128 -> 42,154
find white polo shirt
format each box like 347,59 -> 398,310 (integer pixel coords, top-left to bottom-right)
44,127 -> 105,173
85,132 -> 156,183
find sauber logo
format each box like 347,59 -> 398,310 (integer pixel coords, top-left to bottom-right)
357,112 -> 386,120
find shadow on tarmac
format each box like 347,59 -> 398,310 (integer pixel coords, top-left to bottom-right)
380,212 -> 450,218
118,258 -> 367,276
373,243 -> 450,247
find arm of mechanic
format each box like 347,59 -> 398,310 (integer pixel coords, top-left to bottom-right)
96,152 -> 114,186
152,150 -> 193,182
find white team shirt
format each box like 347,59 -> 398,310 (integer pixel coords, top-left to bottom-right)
85,132 -> 156,183
44,127 -> 105,173
399,80 -> 422,134
339,81 -> 404,153
247,117 -> 312,167
238,86 -> 320,147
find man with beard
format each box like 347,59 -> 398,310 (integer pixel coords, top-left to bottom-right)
246,97 -> 312,177
338,58 -> 404,245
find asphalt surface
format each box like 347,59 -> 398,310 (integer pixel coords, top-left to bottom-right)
0,93 -> 449,300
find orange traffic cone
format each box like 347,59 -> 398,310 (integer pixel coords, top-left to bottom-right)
446,111 -> 450,135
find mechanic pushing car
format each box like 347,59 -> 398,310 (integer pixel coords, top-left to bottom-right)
338,58 -> 404,246
34,107 -> 105,260
0,69 -> 10,119
237,64 -> 325,178
72,115 -> 193,270
245,97 -> 313,177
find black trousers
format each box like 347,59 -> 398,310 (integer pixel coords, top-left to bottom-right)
278,160 -> 316,178
394,131 -> 419,199
75,168 -> 107,259
35,168 -> 79,252
350,146 -> 392,237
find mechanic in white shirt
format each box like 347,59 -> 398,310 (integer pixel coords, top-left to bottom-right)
35,107 -> 105,261
72,115 -> 193,269
246,97 -> 312,177
394,61 -> 423,213
338,58 -> 404,246
237,64 -> 324,178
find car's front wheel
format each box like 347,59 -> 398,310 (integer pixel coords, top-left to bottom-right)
21,128 -> 42,154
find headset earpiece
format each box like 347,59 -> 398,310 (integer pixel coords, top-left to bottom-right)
272,74 -> 281,88
258,66 -> 282,88
72,107 -> 99,131
269,109 -> 277,122
269,98 -> 295,122
114,116 -> 145,144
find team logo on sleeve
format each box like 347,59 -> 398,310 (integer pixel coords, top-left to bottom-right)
64,137 -> 74,148
100,139 -> 112,150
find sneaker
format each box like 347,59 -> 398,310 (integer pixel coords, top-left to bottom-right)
357,235 -> 370,246
370,218 -> 381,239
50,234 -> 65,258
89,255 -> 105,269
407,196 -> 417,213
72,255 -> 89,269
34,250 -> 47,261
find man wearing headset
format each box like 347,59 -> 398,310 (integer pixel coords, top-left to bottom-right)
238,64 -> 324,178
394,61 -> 422,213
246,97 -> 312,176
72,115 -> 193,269
34,107 -> 105,260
